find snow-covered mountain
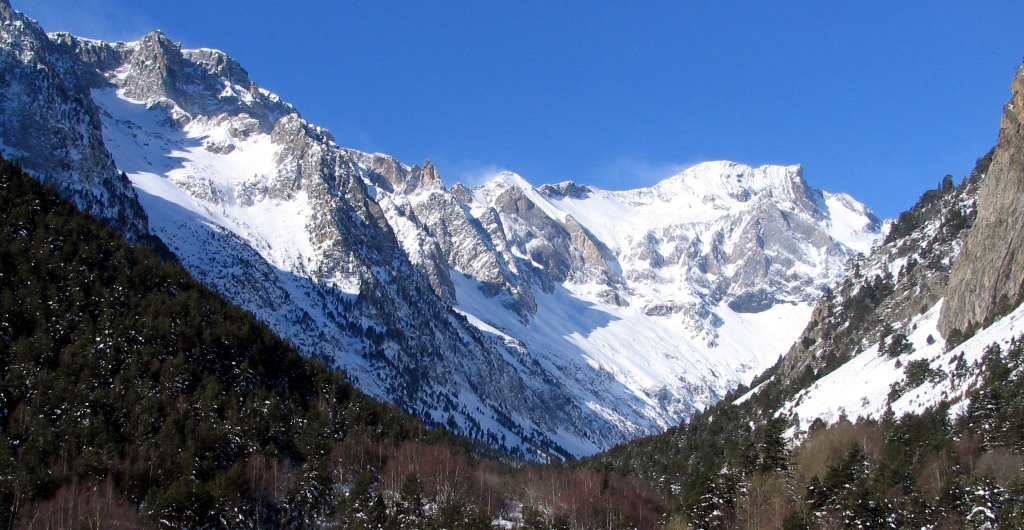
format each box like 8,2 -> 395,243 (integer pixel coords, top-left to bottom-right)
368,158 -> 881,442
0,1 -> 882,458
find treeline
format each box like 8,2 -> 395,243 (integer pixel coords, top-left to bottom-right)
0,157 -> 664,528
589,335 -> 1024,529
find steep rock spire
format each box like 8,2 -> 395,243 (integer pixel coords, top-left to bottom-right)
121,30 -> 186,104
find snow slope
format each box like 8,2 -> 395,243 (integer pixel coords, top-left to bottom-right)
369,159 -> 881,451
539,162 -> 875,256
452,271 -> 813,453
782,299 -> 1024,437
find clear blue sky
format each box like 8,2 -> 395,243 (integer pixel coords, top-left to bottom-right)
17,0 -> 1024,218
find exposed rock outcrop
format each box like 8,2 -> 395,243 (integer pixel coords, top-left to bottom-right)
940,67 -> 1024,340
0,3 -> 147,238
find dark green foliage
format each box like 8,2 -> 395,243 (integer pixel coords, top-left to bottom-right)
425,499 -> 492,530
779,507 -> 812,530
392,473 -> 425,529
808,444 -> 885,528
586,388 -> 785,528
964,475 -> 1003,529
903,359 -> 945,387
884,209 -> 924,245
958,337 -> 1024,450
888,359 -> 946,402
521,506 -> 571,530
882,332 -> 914,358
1000,477 -> 1024,527
947,327 -> 969,350
874,405 -> 954,501
0,157 -> 421,526
755,416 -> 790,473
883,172 -> 974,246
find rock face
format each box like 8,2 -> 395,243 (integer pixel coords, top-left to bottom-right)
0,1 -> 883,458
941,67 -> 1024,339
0,1 -> 147,238
437,163 -> 881,330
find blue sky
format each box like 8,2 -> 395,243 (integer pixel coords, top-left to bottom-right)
18,0 -> 1024,218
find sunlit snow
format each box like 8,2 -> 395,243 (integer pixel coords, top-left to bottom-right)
781,300 -> 1024,438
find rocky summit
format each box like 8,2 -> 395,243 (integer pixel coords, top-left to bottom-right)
0,2 -> 881,459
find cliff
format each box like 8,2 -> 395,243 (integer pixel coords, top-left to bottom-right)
940,67 -> 1024,340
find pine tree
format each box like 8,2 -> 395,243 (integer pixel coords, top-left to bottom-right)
393,473 -> 424,529
964,475 -> 1003,529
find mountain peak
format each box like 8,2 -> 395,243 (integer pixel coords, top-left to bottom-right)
479,170 -> 533,191
121,29 -> 186,105
137,29 -> 177,51
0,0 -> 18,22
666,160 -> 803,188
106,28 -> 294,132
184,46 -> 252,89
652,161 -> 811,208
0,3 -> 149,238
0,0 -> 36,29
407,160 -> 444,192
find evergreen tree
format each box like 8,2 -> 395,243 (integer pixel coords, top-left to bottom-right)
393,473 -> 425,529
